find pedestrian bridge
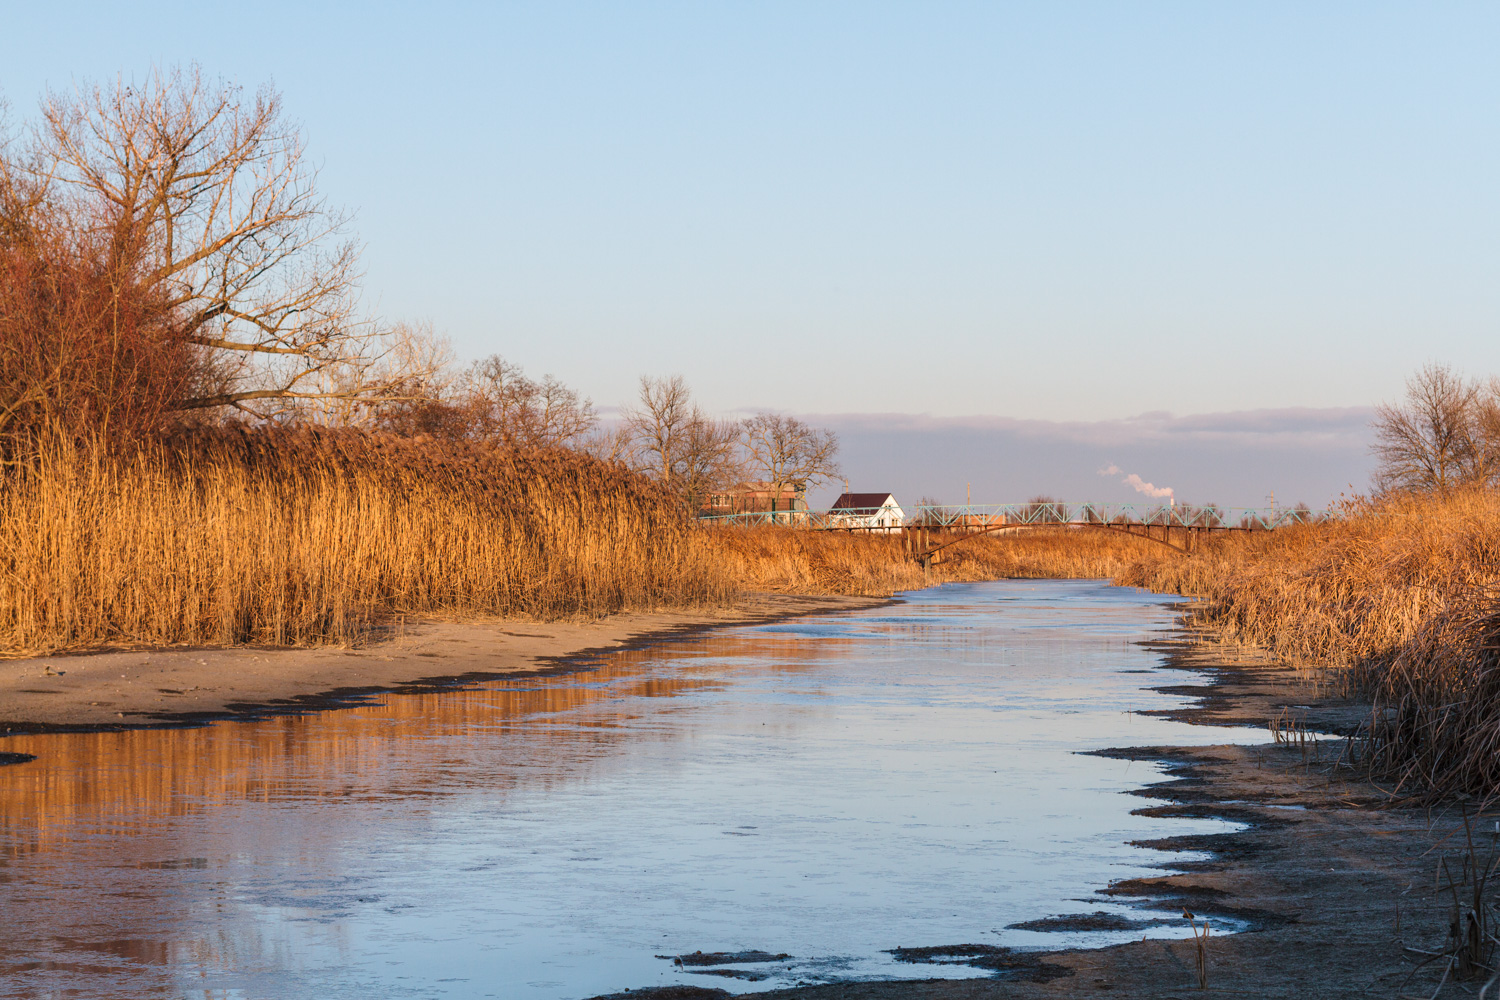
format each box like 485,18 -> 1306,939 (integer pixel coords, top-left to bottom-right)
697,501 -> 1335,562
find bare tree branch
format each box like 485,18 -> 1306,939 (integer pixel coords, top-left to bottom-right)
622,376 -> 746,507
20,64 -> 413,413
1372,364 -> 1495,494
741,412 -> 840,512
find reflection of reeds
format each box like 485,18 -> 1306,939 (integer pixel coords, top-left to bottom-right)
1119,489 -> 1500,801
0,427 -> 729,652
0,630 -> 818,858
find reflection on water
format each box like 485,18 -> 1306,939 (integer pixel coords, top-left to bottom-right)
0,580 -> 1261,998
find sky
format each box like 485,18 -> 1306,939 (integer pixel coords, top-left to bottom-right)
4,3 -> 1497,506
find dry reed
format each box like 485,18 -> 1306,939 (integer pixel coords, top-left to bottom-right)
711,524 -> 1171,596
1119,489 -> 1500,800
0,429 -> 1170,656
0,426 -> 729,653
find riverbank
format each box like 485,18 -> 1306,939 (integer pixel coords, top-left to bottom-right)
0,593 -> 887,733
596,642 -> 1478,999
4,587 -> 1478,996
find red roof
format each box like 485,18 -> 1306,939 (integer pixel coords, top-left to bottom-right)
830,492 -> 897,511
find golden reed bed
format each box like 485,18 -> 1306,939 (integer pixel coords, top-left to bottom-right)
0,427 -> 729,651
0,428 -> 1171,656
709,523 -> 1154,595
1119,489 -> 1500,800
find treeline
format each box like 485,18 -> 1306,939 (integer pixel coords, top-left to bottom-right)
378,367 -> 841,511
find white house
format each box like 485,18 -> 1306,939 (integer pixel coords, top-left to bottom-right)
826,492 -> 905,533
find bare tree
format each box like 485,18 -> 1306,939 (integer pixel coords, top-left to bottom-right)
1,95 -> 215,450
464,355 -> 596,448
579,421 -> 635,465
627,375 -> 693,484
624,375 -> 745,507
740,412 -> 840,514
676,414 -> 744,509
372,354 -> 597,449
297,323 -> 453,428
1371,364 -> 1495,493
20,64 -> 423,415
1470,376 -> 1500,486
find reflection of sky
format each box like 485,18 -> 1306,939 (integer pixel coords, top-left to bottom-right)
0,580 -> 1264,998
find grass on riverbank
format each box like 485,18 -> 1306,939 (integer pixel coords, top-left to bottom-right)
1119,489 -> 1500,800
0,425 -> 1178,655
711,524 -> 1163,595
0,427 -> 729,653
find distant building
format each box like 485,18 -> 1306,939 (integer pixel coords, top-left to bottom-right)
703,481 -> 808,520
827,492 -> 905,533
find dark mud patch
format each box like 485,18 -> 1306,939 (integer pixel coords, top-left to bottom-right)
655,950 -> 793,981
1125,777 -> 1213,803
657,950 -> 791,967
1081,744 -> 1306,931
1130,802 -> 1296,827
1085,745 -> 1203,766
887,944 -> 1072,983
1100,878 -> 1298,930
586,988 -> 730,1000
1101,878 -> 1230,901
1131,830 -> 1269,864
1006,911 -> 1161,932
685,968 -> 774,981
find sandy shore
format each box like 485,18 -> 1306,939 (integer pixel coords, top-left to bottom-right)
593,645 -> 1478,1000
0,593 -> 887,733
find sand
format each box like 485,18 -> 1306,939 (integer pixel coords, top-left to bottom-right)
0,594 -> 886,733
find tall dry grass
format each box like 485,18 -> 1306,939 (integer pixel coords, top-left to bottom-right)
0,426 -> 730,653
1119,490 -> 1500,676
1119,489 -> 1500,799
712,524 -> 1168,595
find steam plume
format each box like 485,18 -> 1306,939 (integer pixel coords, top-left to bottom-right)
1097,463 -> 1174,500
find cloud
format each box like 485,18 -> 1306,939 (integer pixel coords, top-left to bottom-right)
808,406 -> 1375,451
792,405 -> 1375,508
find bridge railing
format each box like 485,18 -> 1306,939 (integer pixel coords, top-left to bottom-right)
696,502 -> 1338,531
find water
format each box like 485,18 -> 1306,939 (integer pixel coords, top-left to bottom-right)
0,580 -> 1263,998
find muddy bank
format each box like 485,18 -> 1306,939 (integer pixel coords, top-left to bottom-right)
0,593 -> 887,734
595,644 -> 1486,999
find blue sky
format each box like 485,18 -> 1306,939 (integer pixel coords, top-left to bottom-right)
5,3 -> 1496,503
